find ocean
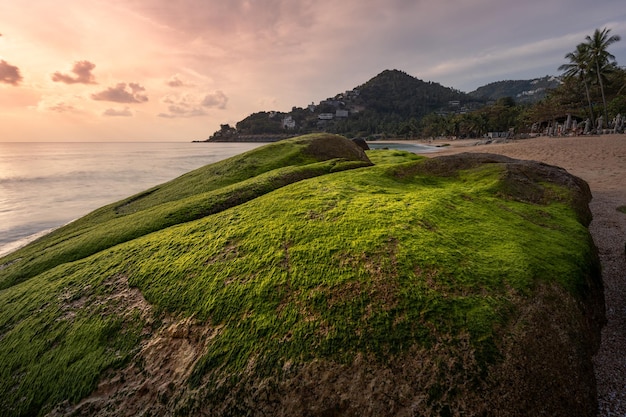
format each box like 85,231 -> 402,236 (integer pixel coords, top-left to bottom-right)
0,142 -> 263,257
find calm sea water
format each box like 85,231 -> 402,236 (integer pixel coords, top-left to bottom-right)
0,142 -> 263,257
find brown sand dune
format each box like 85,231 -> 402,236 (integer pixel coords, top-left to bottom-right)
421,135 -> 626,416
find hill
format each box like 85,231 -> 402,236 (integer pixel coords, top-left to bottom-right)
342,69 -> 477,118
208,70 -> 484,141
0,134 -> 604,416
468,76 -> 561,103
206,71 -> 563,142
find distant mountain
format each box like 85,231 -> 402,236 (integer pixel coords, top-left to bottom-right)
348,69 -> 479,117
207,70 -> 560,141
468,76 -> 561,104
208,70 -> 484,140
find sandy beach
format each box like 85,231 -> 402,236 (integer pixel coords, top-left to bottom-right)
418,135 -> 626,416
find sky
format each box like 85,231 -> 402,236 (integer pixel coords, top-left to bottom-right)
1,0 -> 625,142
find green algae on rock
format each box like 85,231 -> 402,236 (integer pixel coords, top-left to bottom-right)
0,134 -> 604,417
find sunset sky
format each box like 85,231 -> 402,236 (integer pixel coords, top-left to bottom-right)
1,0 -> 625,142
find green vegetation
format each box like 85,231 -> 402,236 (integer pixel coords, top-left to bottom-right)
618,205 -> 626,214
209,70 -> 482,140
558,27 -> 622,128
422,27 -> 624,138
0,135 -> 600,415
330,69 -> 476,137
0,257 -> 145,416
468,77 -> 560,103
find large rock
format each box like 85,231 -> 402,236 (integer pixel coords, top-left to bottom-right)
1,144 -> 604,417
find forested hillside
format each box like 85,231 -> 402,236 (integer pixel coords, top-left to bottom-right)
468,76 -> 561,103
208,70 -> 483,140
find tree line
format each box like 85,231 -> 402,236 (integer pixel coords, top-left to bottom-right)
416,27 -> 624,139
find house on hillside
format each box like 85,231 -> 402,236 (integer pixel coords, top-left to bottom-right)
282,116 -> 296,129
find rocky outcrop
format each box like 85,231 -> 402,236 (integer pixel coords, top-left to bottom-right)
47,153 -> 604,417
351,137 -> 370,151
392,152 -> 594,225
1,141 -> 603,417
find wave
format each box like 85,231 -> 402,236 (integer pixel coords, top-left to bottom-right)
0,227 -> 57,258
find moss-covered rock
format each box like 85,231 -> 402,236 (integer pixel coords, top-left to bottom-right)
0,135 -> 604,417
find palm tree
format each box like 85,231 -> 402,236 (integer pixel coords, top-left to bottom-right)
559,43 -> 595,126
585,28 -> 621,124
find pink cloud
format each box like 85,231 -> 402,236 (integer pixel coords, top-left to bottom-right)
103,107 -> 133,117
158,105 -> 208,118
48,102 -> 79,113
157,93 -> 212,118
165,75 -> 194,87
122,0 -> 315,37
166,77 -> 184,87
52,60 -> 97,84
91,83 -> 148,103
0,60 -> 23,86
201,90 -> 228,109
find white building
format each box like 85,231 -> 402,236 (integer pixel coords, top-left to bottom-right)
282,116 -> 296,129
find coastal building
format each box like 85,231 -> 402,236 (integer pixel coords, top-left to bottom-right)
282,116 -> 296,129
318,113 -> 334,120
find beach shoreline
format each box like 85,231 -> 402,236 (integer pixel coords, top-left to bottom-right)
414,134 -> 626,416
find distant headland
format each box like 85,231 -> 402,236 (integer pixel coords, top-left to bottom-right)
196,69 -> 562,143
